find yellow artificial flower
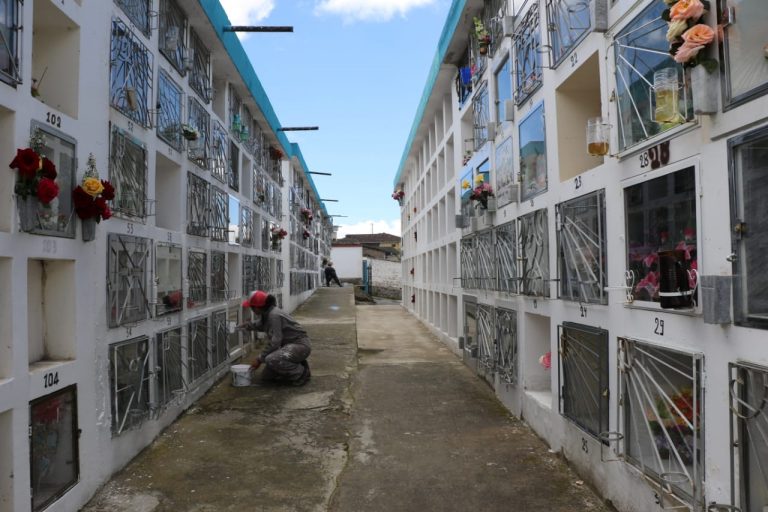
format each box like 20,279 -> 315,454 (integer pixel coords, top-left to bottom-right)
474,174 -> 485,185
461,179 -> 471,190
82,177 -> 104,197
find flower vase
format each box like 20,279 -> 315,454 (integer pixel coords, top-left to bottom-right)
82,217 -> 97,242
486,197 -> 497,213
690,66 -> 718,115
17,196 -> 40,232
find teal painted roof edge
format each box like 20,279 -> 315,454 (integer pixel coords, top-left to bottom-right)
392,0 -> 466,188
198,0 -> 327,217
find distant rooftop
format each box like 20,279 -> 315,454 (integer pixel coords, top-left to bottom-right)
336,233 -> 401,244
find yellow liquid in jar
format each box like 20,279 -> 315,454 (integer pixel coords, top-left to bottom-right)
655,89 -> 678,123
588,142 -> 609,156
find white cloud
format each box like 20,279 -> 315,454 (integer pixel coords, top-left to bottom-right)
335,219 -> 401,239
314,0 -> 435,22
219,0 -> 275,39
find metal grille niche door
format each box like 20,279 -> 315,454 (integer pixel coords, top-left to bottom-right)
109,337 -> 150,435
519,209 -> 550,297
463,299 -> 478,357
496,308 -> 518,385
107,234 -> 151,327
496,221 -> 519,294
155,328 -> 185,409
476,230 -> 495,290
730,362 -> 768,512
619,337 -> 703,509
558,323 -> 609,438
477,304 -> 496,383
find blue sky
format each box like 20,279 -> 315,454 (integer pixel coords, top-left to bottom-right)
220,0 -> 451,237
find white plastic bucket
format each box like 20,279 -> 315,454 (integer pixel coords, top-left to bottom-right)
231,364 -> 252,387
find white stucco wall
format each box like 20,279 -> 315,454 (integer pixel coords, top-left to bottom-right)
368,259 -> 402,289
330,246 -> 363,279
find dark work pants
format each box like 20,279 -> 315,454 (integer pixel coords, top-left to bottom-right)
261,343 -> 311,382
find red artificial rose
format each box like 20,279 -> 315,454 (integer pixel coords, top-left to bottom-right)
100,180 -> 115,200
94,197 -> 111,221
9,148 -> 41,180
40,158 -> 57,179
36,178 -> 59,204
73,186 -> 97,219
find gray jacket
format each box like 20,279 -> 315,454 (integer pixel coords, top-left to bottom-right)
246,306 -> 311,362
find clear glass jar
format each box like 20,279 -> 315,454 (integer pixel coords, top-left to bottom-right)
653,68 -> 679,123
586,117 -> 610,156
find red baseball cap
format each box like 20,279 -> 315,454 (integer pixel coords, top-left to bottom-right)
242,290 -> 268,308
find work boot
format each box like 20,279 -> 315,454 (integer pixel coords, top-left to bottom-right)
292,361 -> 311,386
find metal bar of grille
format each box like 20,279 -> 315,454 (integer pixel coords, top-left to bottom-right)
513,3 -> 542,104
110,337 -> 150,435
477,305 -> 495,372
187,98 -> 211,169
157,70 -> 183,151
496,221 -> 519,294
188,251 -> 207,307
209,186 -> 228,242
188,318 -> 211,382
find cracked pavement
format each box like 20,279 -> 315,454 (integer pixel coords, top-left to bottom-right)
83,287 -> 612,512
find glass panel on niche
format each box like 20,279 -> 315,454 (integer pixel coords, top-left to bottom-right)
718,0 -> 768,105
495,56 -> 512,123
625,167 -> 697,306
30,386 -> 79,512
26,125 -> 76,237
730,128 -> 768,327
228,195 -> 239,245
155,243 -> 182,315
519,103 -> 547,201
614,2 -> 693,150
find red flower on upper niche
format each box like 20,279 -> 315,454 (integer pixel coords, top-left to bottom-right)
101,180 -> 115,201
37,178 -> 59,204
40,158 -> 57,179
9,148 -> 41,179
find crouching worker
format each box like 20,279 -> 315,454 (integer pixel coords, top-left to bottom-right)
237,290 -> 311,386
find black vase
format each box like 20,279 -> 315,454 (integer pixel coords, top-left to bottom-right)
658,250 -> 694,309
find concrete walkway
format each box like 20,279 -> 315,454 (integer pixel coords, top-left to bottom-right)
83,288 -> 611,512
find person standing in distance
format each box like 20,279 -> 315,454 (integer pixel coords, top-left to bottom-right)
237,290 -> 311,386
324,261 -> 342,287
